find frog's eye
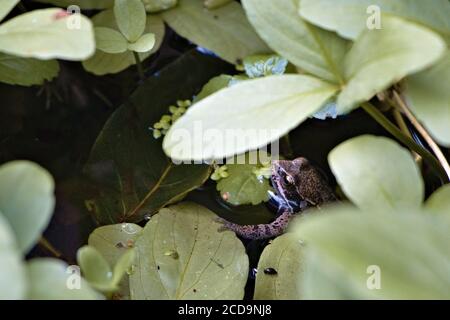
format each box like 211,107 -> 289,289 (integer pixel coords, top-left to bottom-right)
284,174 -> 295,185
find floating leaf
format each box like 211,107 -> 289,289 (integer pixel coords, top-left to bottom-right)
129,202 -> 249,299
128,33 -> 156,53
300,0 -> 450,42
162,0 -> 269,64
82,9 -> 164,75
164,75 -> 338,161
88,223 -> 142,299
337,16 -> 446,112
84,50 -> 231,224
425,185 -> 450,217
254,233 -> 304,300
0,161 -> 55,254
114,0 -> 146,42
0,214 -> 26,300
0,8 -> 95,60
0,0 -> 18,22
404,53 -> 450,146
242,0 -> 349,84
329,135 -> 424,212
294,206 -> 450,299
216,152 -> 272,206
26,258 -> 101,300
0,53 -> 59,86
94,27 -> 128,54
77,246 -> 113,292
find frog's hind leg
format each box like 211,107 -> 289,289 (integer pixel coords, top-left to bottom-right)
217,211 -> 293,240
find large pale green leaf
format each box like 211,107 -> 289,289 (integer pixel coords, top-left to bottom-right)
300,0 -> 450,42
82,9 -> 164,75
88,223 -> 142,299
0,214 -> 26,300
163,75 -> 338,161
129,202 -> 249,299
84,51 -> 231,224
26,258 -> 101,300
0,53 -> 59,86
0,8 -> 95,60
328,135 -> 424,212
0,161 -> 55,254
338,16 -> 446,112
242,0 -> 349,84
254,233 -> 304,300
294,206 -> 450,299
94,27 -> 128,54
404,53 -> 450,146
34,0 -> 114,9
0,0 -> 18,22
114,0 -> 146,42
425,185 -> 450,217
162,0 -> 269,64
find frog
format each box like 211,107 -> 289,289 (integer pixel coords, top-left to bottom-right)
217,157 -> 336,240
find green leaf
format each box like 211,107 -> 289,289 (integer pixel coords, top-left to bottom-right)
34,0 -> 114,10
84,50 -> 230,223
243,54 -> 288,78
162,0 -> 269,64
77,246 -> 113,292
425,185 -> 450,217
329,135 -> 424,212
142,0 -> 178,13
129,202 -> 249,299
0,214 -> 26,300
26,258 -> 102,300
0,0 -> 18,22
112,248 -> 136,287
114,0 -> 146,42
300,0 -> 450,43
0,8 -> 95,60
294,206 -> 450,299
0,161 -> 55,254
404,53 -> 450,146
128,33 -> 156,53
0,53 -> 59,86
163,75 -> 338,161
254,233 -> 304,300
337,16 -> 446,113
242,0 -> 349,84
94,27 -> 127,54
82,9 -> 164,75
193,74 -> 233,103
88,223 -> 142,299
216,152 -> 272,206
204,0 -> 233,10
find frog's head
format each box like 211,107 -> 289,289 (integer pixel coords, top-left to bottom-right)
270,157 -> 335,211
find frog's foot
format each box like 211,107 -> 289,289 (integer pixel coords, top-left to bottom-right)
215,211 -> 293,240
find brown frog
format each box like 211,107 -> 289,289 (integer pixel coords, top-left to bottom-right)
218,157 -> 336,239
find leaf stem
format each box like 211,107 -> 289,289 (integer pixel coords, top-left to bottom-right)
133,52 -> 145,82
361,101 -> 448,182
392,91 -> 450,181
39,237 -> 63,258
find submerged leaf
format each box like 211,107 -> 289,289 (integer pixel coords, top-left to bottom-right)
114,0 -> 146,42
77,246 -> 113,292
328,135 -> 424,212
129,202 -> 249,299
94,27 -> 128,54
